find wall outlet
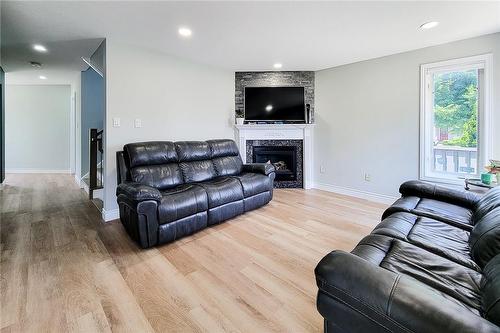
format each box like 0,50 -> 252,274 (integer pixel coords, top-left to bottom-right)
112,118 -> 120,127
134,118 -> 142,128
320,165 -> 326,174
364,173 -> 371,182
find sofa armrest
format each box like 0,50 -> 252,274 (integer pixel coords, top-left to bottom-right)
243,163 -> 276,176
116,182 -> 162,203
315,251 -> 498,333
399,180 -> 480,209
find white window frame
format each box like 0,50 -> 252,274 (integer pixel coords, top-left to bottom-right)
419,54 -> 493,185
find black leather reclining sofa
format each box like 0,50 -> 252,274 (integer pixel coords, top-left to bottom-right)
315,180 -> 500,332
116,139 -> 275,248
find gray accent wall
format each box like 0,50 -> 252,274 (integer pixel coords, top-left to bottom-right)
235,71 -> 314,120
81,67 -> 104,177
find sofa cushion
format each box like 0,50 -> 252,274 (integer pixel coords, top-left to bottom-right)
194,177 -> 244,208
124,141 -> 183,190
179,160 -> 217,183
175,141 -> 212,161
380,239 -> 482,312
175,141 -> 217,183
158,184 -> 208,224
373,212 -> 479,270
212,156 -> 243,177
473,187 -> 500,223
481,253 -> 500,326
231,172 -> 273,198
415,198 -> 473,227
125,141 -> 178,167
351,235 -> 482,314
130,164 -> 183,190
383,196 -> 473,230
207,140 -> 243,177
470,207 -> 500,268
207,139 -> 240,158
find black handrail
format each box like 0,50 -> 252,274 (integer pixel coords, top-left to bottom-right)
89,128 -> 103,199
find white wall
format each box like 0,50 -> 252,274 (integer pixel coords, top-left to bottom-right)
5,85 -> 72,172
103,40 -> 234,218
71,72 -> 82,180
314,32 -> 500,198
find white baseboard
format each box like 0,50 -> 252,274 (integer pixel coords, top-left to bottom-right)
81,180 -> 90,194
74,174 -> 83,187
6,169 -> 71,174
93,188 -> 104,200
312,182 -> 398,205
102,208 -> 119,222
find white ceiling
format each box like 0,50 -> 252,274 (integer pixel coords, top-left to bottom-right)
2,1 -> 500,76
4,69 -> 80,86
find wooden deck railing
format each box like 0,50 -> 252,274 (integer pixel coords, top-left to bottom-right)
433,145 -> 477,175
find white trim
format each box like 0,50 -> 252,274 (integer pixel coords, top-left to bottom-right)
92,188 -> 103,200
69,91 -> 76,174
74,173 -> 83,187
81,180 -> 90,194
102,208 -> 119,222
6,169 -> 71,174
234,123 -> 315,189
419,53 -> 492,184
312,182 -> 398,205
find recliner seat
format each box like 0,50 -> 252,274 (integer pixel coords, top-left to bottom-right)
315,180 -> 500,333
116,139 -> 275,248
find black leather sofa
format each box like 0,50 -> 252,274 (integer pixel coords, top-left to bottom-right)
116,139 -> 275,248
315,180 -> 500,333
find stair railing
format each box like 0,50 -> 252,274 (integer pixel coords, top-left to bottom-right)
89,128 -> 104,200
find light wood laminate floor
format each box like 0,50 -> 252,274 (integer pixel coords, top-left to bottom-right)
1,174 -> 386,332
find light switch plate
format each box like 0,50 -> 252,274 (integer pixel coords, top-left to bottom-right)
134,118 -> 142,128
112,118 -> 120,127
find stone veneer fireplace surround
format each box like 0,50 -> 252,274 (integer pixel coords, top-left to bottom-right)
235,71 -> 315,121
234,124 -> 314,189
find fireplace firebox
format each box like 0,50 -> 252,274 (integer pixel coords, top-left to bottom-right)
253,146 -> 298,182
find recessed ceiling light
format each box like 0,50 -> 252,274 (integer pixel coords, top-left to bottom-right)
419,21 -> 439,30
33,44 -> 48,52
178,27 -> 192,37
39,75 -> 47,80
273,63 -> 283,69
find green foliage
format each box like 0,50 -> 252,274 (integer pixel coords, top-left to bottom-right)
434,70 -> 478,147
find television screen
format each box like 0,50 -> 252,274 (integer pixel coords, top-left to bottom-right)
244,87 -> 305,122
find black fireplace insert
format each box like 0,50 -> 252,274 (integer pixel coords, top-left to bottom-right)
253,146 -> 298,181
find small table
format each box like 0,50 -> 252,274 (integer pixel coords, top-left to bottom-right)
465,178 -> 498,191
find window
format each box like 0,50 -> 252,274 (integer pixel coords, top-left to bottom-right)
420,55 -> 492,184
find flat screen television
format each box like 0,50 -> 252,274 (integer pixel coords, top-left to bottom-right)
244,87 -> 305,122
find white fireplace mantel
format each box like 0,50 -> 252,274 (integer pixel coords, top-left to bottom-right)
234,124 -> 315,189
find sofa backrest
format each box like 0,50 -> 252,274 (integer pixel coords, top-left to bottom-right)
470,206 -> 500,268
175,141 -> 218,183
481,253 -> 500,326
207,139 -> 243,177
473,187 -> 500,223
124,141 -> 183,190
119,139 -> 243,188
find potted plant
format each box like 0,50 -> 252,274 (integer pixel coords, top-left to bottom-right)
235,116 -> 245,125
485,159 -> 500,184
